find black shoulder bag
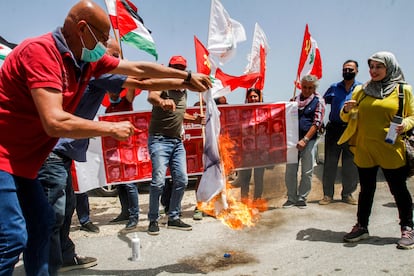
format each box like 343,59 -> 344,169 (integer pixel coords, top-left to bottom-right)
397,84 -> 414,177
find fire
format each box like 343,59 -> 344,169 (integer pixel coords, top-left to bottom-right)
198,134 -> 268,230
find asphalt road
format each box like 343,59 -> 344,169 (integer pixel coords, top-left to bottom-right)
13,164 -> 414,275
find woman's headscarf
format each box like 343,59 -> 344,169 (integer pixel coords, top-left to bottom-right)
363,51 -> 406,99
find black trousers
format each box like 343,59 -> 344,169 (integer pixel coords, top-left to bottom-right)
357,166 -> 413,229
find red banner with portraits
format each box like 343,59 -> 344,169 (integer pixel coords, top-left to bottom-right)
98,102 -> 291,185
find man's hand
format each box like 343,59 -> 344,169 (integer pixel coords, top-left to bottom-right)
296,139 -> 307,151
194,114 -> 206,125
160,99 -> 176,111
110,121 -> 136,141
189,73 -> 212,92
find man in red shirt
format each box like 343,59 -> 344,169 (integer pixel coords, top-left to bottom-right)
0,1 -> 211,274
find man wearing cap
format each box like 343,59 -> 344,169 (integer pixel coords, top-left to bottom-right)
146,55 -> 204,235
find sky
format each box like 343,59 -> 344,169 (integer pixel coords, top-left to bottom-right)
1,0 -> 414,112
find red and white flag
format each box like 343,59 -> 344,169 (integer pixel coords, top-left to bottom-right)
245,23 -> 269,91
295,24 -> 322,89
245,23 -> 270,74
207,0 -> 246,64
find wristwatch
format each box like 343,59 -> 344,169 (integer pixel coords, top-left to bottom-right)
184,70 -> 192,83
303,136 -> 310,143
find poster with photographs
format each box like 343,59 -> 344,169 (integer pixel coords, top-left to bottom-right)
218,103 -> 288,169
100,111 -> 152,184
99,103 -> 289,184
99,109 -> 204,184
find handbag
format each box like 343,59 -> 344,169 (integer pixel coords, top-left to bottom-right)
397,84 -> 414,177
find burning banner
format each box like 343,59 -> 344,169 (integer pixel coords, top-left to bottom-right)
197,89 -> 227,208
73,102 -> 298,192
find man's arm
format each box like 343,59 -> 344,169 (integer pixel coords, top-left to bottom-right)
125,87 -> 136,103
123,77 -> 207,92
111,60 -> 212,92
147,90 -> 176,111
31,88 -> 135,140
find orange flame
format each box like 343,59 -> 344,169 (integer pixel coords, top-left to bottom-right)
198,134 -> 268,230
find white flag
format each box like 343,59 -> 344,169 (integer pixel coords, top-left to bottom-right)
197,89 -> 227,204
245,23 -> 270,74
207,0 -> 246,64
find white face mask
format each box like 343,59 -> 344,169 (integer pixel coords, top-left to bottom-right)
79,23 -> 106,62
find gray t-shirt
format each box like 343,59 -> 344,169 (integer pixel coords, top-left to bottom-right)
149,89 -> 187,139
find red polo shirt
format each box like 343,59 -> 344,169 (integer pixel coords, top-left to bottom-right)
0,30 -> 119,178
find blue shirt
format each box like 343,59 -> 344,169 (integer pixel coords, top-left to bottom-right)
53,74 -> 127,162
323,80 -> 362,124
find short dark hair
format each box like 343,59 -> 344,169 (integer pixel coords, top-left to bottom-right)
343,59 -> 359,68
246,87 -> 263,102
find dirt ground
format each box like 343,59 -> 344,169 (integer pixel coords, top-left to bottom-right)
69,162 -> 344,238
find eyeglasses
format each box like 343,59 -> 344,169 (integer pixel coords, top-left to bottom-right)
342,68 -> 355,73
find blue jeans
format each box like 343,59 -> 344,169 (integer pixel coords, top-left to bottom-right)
0,170 -> 54,276
75,193 -> 91,225
38,152 -> 76,275
148,135 -> 188,221
116,183 -> 139,220
285,138 -> 316,202
238,167 -> 265,199
322,123 -> 358,198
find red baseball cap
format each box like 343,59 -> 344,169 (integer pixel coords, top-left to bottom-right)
169,55 -> 187,68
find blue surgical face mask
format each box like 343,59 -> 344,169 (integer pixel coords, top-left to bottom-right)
109,96 -> 121,104
80,24 -> 106,62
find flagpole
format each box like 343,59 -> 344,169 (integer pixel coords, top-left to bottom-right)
293,78 -> 298,99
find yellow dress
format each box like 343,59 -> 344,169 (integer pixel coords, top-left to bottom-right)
340,85 -> 414,169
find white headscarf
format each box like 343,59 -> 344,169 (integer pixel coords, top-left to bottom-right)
363,51 -> 406,99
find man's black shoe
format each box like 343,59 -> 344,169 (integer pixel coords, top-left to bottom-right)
80,221 -> 99,233
110,214 -> 129,223
167,219 -> 192,231
148,221 -> 160,235
58,255 -> 97,272
125,219 -> 138,230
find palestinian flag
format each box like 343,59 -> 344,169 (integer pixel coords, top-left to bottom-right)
0,36 -> 17,60
116,0 -> 158,60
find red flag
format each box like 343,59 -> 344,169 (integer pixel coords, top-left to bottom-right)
295,24 -> 322,89
101,88 -> 142,107
215,68 -> 261,91
194,36 -> 211,75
